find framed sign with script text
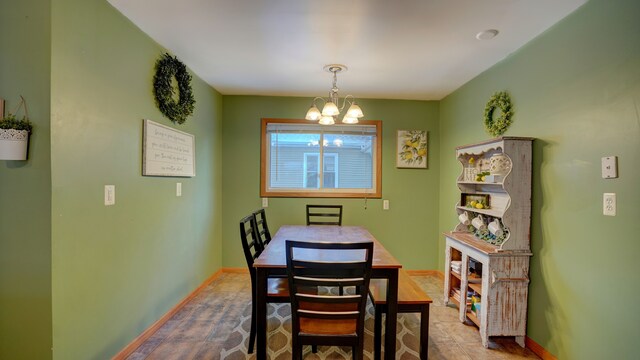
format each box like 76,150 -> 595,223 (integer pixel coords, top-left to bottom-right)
142,119 -> 195,177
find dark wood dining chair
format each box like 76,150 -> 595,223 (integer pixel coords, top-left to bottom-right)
306,205 -> 343,225
253,208 -> 272,247
239,214 -> 290,353
286,240 -> 373,360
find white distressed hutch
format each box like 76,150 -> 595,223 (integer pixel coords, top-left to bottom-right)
443,136 -> 534,348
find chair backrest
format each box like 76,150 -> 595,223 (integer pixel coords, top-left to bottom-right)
253,208 -> 272,247
306,205 -> 343,225
239,214 -> 263,272
286,240 -> 373,345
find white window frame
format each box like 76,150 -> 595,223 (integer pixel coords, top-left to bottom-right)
322,153 -> 339,189
303,153 -> 339,189
303,153 -> 319,189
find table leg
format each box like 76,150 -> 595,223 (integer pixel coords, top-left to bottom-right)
420,304 -> 430,360
256,268 -> 268,360
384,269 -> 398,360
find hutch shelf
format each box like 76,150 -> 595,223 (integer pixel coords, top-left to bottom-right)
443,136 -> 533,348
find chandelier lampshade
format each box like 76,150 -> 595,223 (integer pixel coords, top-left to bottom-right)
346,102 -> 364,118
321,101 -> 340,116
342,115 -> 359,124
318,116 -> 335,125
305,104 -> 322,121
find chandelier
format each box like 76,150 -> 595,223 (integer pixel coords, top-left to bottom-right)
305,64 -> 364,125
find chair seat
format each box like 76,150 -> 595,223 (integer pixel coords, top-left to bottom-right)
300,318 -> 357,335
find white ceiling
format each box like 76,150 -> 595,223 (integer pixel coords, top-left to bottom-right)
108,0 -> 586,100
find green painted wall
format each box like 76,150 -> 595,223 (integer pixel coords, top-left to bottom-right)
0,1 -> 53,359
4,0 -> 637,359
50,0 -> 223,359
222,96 -> 439,270
438,0 -> 640,358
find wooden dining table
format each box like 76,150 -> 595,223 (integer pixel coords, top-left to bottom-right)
254,225 -> 402,360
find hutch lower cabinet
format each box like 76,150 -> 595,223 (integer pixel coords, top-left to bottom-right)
444,233 -> 531,347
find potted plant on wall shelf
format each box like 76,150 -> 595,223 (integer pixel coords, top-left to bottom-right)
0,96 -> 33,160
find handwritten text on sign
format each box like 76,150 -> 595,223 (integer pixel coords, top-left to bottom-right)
143,119 -> 195,177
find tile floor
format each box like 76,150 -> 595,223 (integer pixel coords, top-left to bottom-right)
125,272 -> 541,359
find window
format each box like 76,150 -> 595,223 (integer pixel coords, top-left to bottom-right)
303,153 -> 319,188
304,153 -> 338,189
261,118 -> 382,198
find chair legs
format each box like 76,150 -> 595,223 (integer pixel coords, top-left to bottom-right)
291,340 -> 302,360
248,280 -> 257,353
300,343 -> 364,360
373,305 -> 382,360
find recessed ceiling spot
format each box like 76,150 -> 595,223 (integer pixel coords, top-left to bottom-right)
476,29 -> 499,40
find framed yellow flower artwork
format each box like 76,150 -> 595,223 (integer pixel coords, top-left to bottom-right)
397,130 -> 428,168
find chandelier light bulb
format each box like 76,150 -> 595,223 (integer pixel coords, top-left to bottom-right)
321,101 -> 340,116
346,103 -> 364,118
342,115 -> 359,124
305,104 -> 322,121
319,116 -> 335,125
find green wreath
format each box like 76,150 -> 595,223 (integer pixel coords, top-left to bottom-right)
153,53 -> 195,125
483,91 -> 513,137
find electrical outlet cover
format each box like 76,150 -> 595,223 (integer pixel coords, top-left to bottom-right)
601,156 -> 618,179
104,185 -> 115,206
603,193 -> 616,216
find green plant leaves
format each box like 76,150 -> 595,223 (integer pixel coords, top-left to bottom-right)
0,113 -> 32,132
483,91 -> 513,137
153,53 -> 196,125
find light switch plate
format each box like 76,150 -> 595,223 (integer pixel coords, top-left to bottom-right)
104,185 -> 115,206
383,200 -> 389,210
601,156 -> 618,179
262,198 -> 269,208
603,193 -> 616,216
176,182 -> 182,197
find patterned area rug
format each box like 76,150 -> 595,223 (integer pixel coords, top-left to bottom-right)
126,273 -> 542,360
220,297 -> 423,359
